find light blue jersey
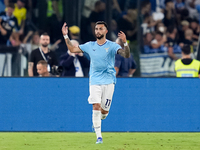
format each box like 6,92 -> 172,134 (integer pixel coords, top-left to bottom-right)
79,40 -> 122,85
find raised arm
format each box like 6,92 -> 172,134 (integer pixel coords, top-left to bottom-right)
62,23 -> 82,53
117,31 -> 130,58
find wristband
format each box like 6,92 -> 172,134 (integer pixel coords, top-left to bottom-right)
63,34 -> 69,39
124,42 -> 128,46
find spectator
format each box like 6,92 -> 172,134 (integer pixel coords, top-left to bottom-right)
80,0 -> 99,42
185,0 -> 200,20
59,40 -> 90,77
142,13 -> 157,34
82,0 -> 99,19
23,31 -> 40,54
189,18 -> 200,42
141,0 -> 152,17
117,8 -> 137,41
23,31 -> 61,55
112,0 -> 122,15
150,31 -> 167,53
0,3 -> 18,45
178,20 -> 190,44
112,0 -> 127,21
175,45 -> 200,77
155,22 -> 167,43
141,0 -> 163,34
180,8 -> 190,21
143,32 -> 154,53
158,0 -> 166,9
37,60 -> 54,77
180,28 -> 197,48
175,0 -> 185,13
88,1 -> 106,40
166,25 -> 181,60
69,25 -> 81,44
155,22 -> 167,34
163,0 -> 176,27
115,38 -> 136,77
28,33 -> 58,76
47,0 -> 63,22
9,31 -> 22,47
46,0 -> 63,43
179,28 -> 198,58
13,0 -> 27,35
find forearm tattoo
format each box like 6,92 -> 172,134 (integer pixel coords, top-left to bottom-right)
118,46 -> 130,58
28,62 -> 33,69
66,38 -> 73,47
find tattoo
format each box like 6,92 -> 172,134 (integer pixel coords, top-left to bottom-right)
117,45 -> 130,58
28,62 -> 33,69
66,38 -> 73,47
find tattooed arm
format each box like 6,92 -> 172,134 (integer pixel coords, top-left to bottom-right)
28,62 -> 34,76
117,31 -> 130,58
62,23 -> 82,53
117,44 -> 130,58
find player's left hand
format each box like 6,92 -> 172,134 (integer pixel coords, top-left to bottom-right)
118,31 -> 127,43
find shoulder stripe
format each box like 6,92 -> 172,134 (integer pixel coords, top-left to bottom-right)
78,46 -> 84,53
176,69 -> 199,72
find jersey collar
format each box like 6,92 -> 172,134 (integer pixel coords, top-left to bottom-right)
96,40 -> 107,46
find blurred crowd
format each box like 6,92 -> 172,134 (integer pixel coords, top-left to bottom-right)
0,0 -> 200,77
141,0 -> 200,60
0,0 -> 136,77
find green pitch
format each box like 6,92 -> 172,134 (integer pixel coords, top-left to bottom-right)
0,132 -> 200,150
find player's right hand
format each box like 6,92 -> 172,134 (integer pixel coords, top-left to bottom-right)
62,22 -> 68,35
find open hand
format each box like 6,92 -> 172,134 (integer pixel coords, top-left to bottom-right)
118,31 -> 127,43
62,22 -> 68,35
68,50 -> 75,57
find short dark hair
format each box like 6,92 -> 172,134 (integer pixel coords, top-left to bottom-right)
165,0 -> 173,4
95,1 -> 103,8
167,26 -> 176,34
41,32 -> 49,37
95,21 -> 108,30
191,18 -> 199,23
182,45 -> 191,55
156,31 -> 163,36
141,0 -> 150,8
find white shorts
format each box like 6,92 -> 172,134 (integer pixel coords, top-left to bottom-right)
88,84 -> 115,111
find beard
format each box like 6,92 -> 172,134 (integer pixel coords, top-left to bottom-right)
42,43 -> 48,47
95,34 -> 104,40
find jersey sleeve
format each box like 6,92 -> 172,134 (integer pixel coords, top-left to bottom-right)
113,42 -> 122,54
79,42 -> 91,53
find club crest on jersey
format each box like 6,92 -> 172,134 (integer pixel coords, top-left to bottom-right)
105,48 -> 109,52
